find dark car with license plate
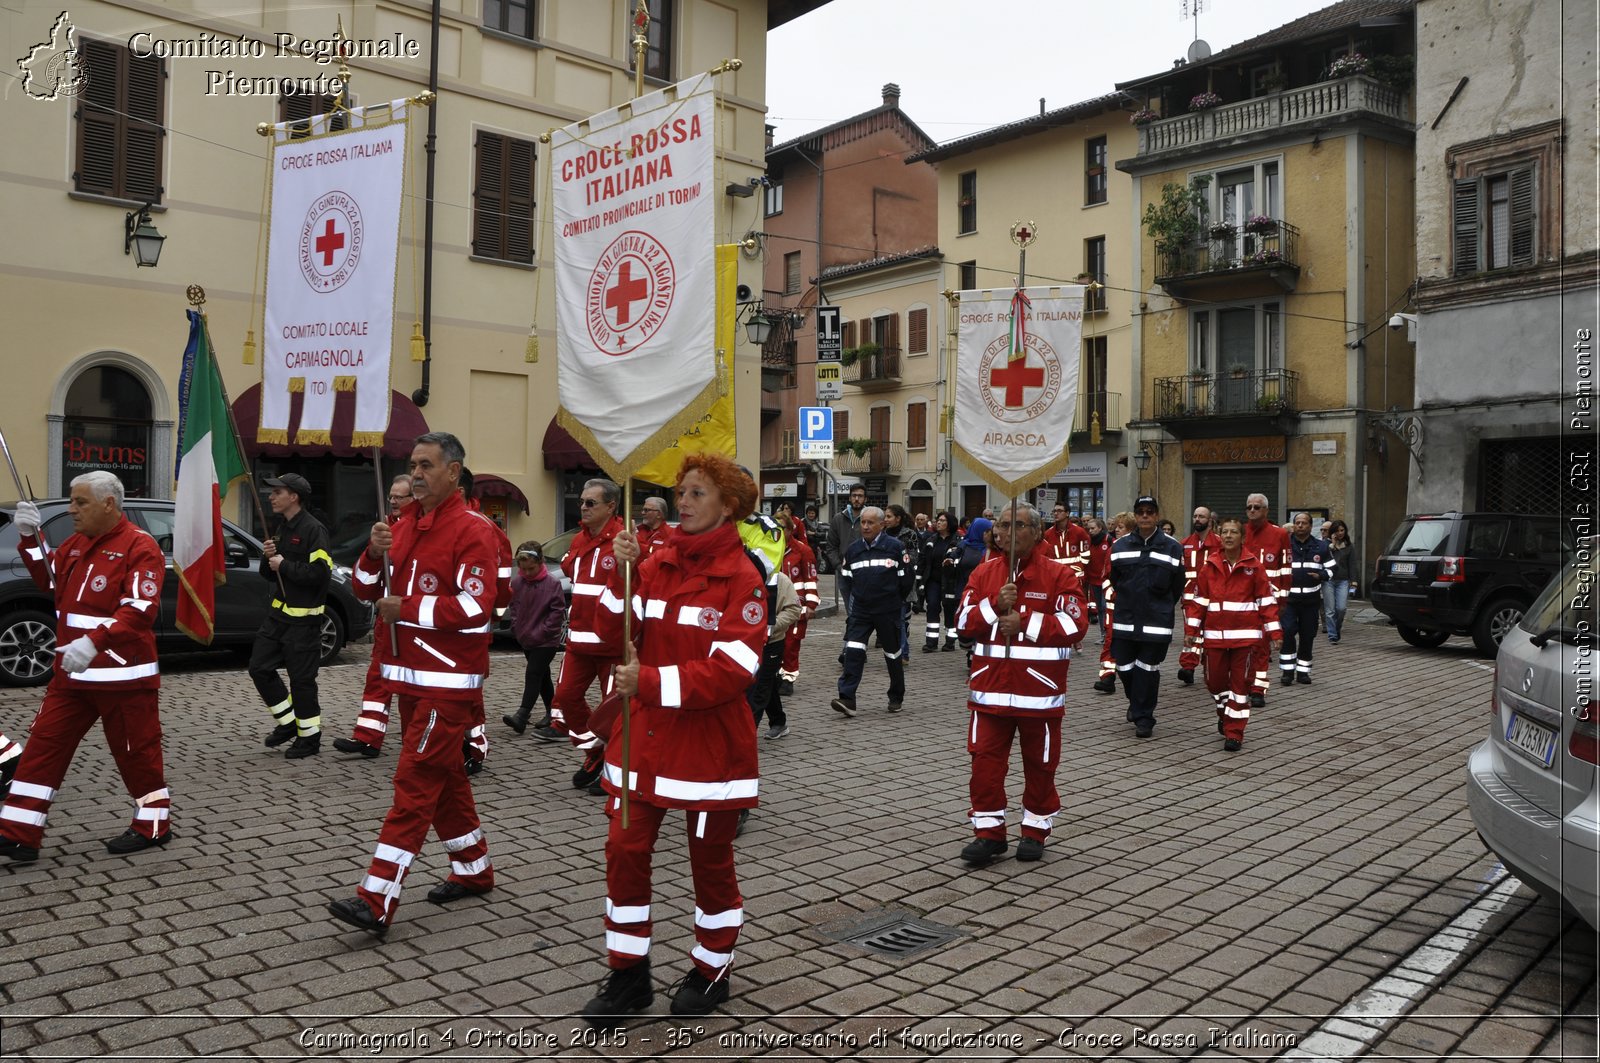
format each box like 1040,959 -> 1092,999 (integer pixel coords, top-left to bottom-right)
0,499 -> 373,686
1369,512 -> 1572,656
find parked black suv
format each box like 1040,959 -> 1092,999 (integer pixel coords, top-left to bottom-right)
0,499 -> 374,687
1370,512 -> 1571,656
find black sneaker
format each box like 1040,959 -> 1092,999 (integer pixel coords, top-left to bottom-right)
922,642 -> 937,653
332,737 -> 381,758
941,641 -> 956,652
668,968 -> 731,1017
586,780 -> 606,796
1016,837 -> 1045,862
1134,723 -> 1154,738
502,712 -> 529,735
464,757 -> 484,777
532,724 -> 564,743
1280,671 -> 1295,687
960,838 -> 1008,865
264,723 -> 297,748
581,962 -> 654,1027
886,701 -> 902,714
829,697 -> 857,718
765,724 -> 788,740
1092,676 -> 1115,694
1249,693 -> 1266,708
1223,738 -> 1243,752
327,896 -> 388,939
778,679 -> 795,696
285,734 -> 321,759
1177,668 -> 1194,685
105,828 -> 171,855
1296,672 -> 1312,685
573,748 -> 605,789
0,837 -> 40,863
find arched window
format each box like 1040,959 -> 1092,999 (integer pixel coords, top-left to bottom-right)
62,366 -> 153,497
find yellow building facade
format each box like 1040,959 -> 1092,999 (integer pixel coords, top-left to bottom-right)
0,0 -> 807,547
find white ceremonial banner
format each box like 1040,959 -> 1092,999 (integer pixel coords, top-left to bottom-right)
262,100 -> 407,448
551,73 -> 716,474
953,286 -> 1085,495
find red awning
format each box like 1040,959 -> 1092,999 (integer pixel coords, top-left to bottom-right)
543,418 -> 599,472
231,385 -> 429,460
472,473 -> 529,514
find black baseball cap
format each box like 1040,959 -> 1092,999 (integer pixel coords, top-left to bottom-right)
1133,495 -> 1159,512
264,474 -> 312,500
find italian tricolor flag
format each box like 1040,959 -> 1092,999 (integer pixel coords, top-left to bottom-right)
174,309 -> 249,644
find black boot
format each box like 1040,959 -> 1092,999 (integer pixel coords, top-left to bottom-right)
502,708 -> 531,734
581,961 -> 653,1027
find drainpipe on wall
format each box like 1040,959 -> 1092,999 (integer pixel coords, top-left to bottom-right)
412,0 -> 441,407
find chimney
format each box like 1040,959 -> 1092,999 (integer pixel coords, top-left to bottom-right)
765,123 -> 775,150
882,82 -> 901,108
1040,97 -> 1046,115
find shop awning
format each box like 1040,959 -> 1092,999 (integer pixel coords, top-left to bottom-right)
543,418 -> 599,472
231,385 -> 429,460
472,473 -> 529,514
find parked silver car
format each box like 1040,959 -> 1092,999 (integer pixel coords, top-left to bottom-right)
1466,557 -> 1600,930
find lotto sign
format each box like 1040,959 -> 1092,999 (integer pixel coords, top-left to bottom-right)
815,362 -> 843,401
799,406 -> 833,459
953,286 -> 1085,495
551,73 -> 716,469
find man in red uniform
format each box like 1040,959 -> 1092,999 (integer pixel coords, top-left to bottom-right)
328,432 -> 500,936
1042,503 -> 1090,582
553,478 -> 625,787
1242,494 -> 1291,708
957,503 -> 1087,866
335,475 -> 416,759
637,495 -> 675,557
1187,516 -> 1281,751
0,473 -> 170,863
1176,505 -> 1222,685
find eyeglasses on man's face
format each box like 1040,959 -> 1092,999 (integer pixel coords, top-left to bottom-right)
993,520 -> 1039,531
580,497 -> 610,508
388,494 -> 410,503
1246,503 -> 1266,510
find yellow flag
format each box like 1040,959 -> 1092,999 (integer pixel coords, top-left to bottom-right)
634,244 -> 738,486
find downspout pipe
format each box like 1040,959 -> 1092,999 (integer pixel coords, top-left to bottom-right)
412,0 -> 441,407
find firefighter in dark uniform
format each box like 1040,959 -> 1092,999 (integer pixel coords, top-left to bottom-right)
250,474 -> 332,759
1106,495 -> 1186,739
830,506 -> 915,717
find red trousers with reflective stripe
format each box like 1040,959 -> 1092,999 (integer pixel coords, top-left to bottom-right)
356,695 -> 492,923
553,650 -> 618,748
603,799 -> 742,979
1249,635 -> 1272,695
0,687 -> 168,848
966,711 -> 1061,842
350,646 -> 394,749
781,616 -> 808,675
1179,638 -> 1200,672
1204,646 -> 1254,742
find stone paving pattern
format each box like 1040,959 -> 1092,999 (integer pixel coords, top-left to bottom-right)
0,599 -> 1595,1061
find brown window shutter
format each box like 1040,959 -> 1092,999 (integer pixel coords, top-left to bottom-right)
857,318 -> 871,347
1452,177 -> 1481,275
908,308 -> 927,353
74,38 -> 122,197
506,137 -> 537,263
835,409 -> 849,440
841,320 -> 855,349
122,48 -> 164,202
886,312 -> 900,352
908,402 -> 926,448
1508,166 -> 1536,266
473,131 -> 505,258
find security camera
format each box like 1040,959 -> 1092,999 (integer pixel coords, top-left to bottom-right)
1388,313 -> 1405,330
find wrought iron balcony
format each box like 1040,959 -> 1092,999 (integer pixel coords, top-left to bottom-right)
843,346 -> 902,390
1156,220 -> 1301,296
1135,75 -> 1408,158
835,440 -> 904,475
1073,391 -> 1123,436
760,339 -> 796,392
1153,368 -> 1299,438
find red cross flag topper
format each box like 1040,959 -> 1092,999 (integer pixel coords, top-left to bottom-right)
1010,220 -> 1038,248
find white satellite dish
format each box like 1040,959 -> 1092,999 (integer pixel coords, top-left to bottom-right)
1187,38 -> 1212,62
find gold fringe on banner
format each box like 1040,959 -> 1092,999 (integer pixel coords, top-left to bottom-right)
333,376 -> 356,392
950,440 -> 1076,501
288,377 -> 305,393
410,321 -> 426,362
296,429 -> 333,446
242,329 -> 257,365
256,428 -> 290,445
556,374 -> 721,487
351,431 -> 386,449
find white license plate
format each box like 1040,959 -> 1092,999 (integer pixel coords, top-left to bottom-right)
1390,561 -> 1417,576
1506,712 -> 1558,767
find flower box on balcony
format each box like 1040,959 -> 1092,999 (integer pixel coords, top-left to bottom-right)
1129,108 -> 1160,126
1248,249 -> 1284,266
1328,53 -> 1370,78
1208,223 -> 1236,240
1244,215 -> 1277,235
1189,91 -> 1223,111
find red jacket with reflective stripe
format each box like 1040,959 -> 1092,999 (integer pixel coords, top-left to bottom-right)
1185,549 -> 1282,648
467,510 -> 513,610
1044,522 -> 1091,581
22,516 -> 163,690
562,515 -> 624,655
354,493 -> 500,702
637,521 -> 676,558
956,546 -> 1088,719
1244,521 -> 1292,597
1180,530 -> 1224,629
782,536 -> 819,613
593,521 -> 766,810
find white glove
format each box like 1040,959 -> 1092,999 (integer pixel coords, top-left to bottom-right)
13,500 -> 40,536
59,635 -> 98,674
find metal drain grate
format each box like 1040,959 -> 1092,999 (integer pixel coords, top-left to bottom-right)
818,909 -> 965,958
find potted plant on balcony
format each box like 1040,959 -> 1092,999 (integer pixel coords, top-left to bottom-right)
1248,248 -> 1284,266
838,437 -> 875,459
1189,91 -> 1223,111
1244,214 -> 1277,235
1328,53 -> 1369,78
1208,222 -> 1236,240
1142,179 -> 1209,259
1256,395 -> 1285,412
841,341 -> 879,369
1129,108 -> 1160,126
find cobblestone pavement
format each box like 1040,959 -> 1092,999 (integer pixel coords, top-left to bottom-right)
0,608 -> 1594,1061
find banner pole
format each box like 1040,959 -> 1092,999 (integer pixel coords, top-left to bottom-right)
0,422 -> 30,501
619,478 -> 634,829
372,447 -> 400,656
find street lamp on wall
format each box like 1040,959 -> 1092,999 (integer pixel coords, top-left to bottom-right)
1132,443 -> 1153,471
124,203 -> 165,267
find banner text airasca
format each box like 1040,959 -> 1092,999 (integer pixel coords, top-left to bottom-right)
561,115 -> 704,208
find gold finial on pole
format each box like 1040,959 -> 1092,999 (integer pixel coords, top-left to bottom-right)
631,0 -> 650,99
333,14 -> 353,90
186,285 -> 207,308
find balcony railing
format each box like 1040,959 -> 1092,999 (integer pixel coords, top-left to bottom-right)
1074,391 -> 1122,435
1136,75 -> 1407,156
835,441 -> 905,476
1154,368 -> 1299,419
843,346 -> 902,389
1156,219 -> 1301,282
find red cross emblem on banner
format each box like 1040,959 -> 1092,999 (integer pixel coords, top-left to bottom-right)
299,190 -> 364,292
990,356 -> 1045,407
605,261 -> 650,328
585,230 -> 678,357
315,219 -> 346,267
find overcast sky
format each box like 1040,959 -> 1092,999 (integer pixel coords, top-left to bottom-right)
767,0 -> 1334,146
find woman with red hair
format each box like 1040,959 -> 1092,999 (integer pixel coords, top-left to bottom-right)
581,454 -> 767,1026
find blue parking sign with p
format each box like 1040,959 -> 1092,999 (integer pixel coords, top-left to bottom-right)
798,406 -> 833,459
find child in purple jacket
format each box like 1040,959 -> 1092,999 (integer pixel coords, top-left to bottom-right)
502,541 -> 567,738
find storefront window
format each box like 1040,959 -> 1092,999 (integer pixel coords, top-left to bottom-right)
62,366 -> 152,496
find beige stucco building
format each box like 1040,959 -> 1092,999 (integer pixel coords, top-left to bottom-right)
1,0 -> 819,551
